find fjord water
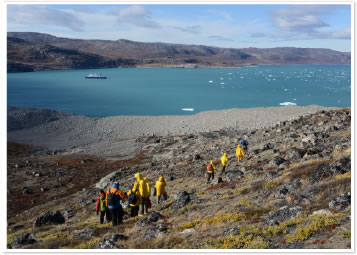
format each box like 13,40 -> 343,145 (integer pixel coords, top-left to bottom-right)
7,65 -> 350,117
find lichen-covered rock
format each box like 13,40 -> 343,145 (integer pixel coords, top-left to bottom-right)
33,211 -> 65,228
225,170 -> 244,182
136,218 -> 148,227
10,233 -> 36,249
268,206 -> 302,225
329,192 -> 351,211
286,147 -> 306,160
223,227 -> 240,236
269,157 -> 290,167
94,238 -> 120,249
170,191 -> 191,209
143,223 -> 168,240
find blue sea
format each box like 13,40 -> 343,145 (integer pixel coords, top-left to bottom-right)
7,65 -> 351,117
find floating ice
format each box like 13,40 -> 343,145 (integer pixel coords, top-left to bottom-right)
208,80 -> 213,83
284,89 -> 288,91
228,73 -> 232,75
293,99 -> 297,101
221,82 -> 225,85
240,77 -> 244,79
280,102 -> 297,106
182,108 -> 194,111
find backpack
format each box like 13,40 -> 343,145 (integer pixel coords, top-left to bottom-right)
108,191 -> 118,206
128,190 -> 137,205
100,196 -> 106,211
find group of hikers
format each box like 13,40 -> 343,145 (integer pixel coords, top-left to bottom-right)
96,139 -> 248,225
207,139 -> 248,183
96,174 -> 166,226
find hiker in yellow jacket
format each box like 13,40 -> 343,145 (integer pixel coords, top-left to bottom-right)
127,185 -> 142,217
236,144 -> 244,162
134,173 -> 150,215
155,176 -> 166,205
220,153 -> 229,175
207,160 -> 217,184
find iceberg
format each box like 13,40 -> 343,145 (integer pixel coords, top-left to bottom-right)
280,102 -> 297,106
182,108 -> 194,111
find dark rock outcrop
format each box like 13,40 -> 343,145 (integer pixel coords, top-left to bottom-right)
33,211 -> 65,228
10,233 -> 36,249
147,211 -> 162,222
94,238 -> 120,249
170,191 -> 191,209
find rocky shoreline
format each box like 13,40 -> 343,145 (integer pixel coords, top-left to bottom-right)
8,105 -> 334,158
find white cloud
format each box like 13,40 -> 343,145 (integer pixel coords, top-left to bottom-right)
269,5 -> 350,40
7,5 -> 84,32
114,6 -> 161,28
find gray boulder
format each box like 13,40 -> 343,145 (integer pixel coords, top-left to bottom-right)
286,147 -> 306,160
73,227 -> 96,240
136,218 -> 149,227
148,211 -> 162,222
329,192 -> 351,211
33,211 -> 65,228
170,191 -> 191,209
63,208 -> 75,219
143,223 -> 168,241
268,206 -> 302,225
225,170 -> 244,182
269,157 -> 290,167
94,238 -> 120,249
223,227 -> 240,236
10,233 -> 36,248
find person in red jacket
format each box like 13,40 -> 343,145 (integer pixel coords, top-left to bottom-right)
96,189 -> 111,224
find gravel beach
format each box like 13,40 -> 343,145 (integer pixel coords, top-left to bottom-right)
7,105 -> 335,157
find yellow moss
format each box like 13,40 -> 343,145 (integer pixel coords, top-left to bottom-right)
261,217 -> 304,238
7,230 -> 25,247
263,180 -> 282,189
335,172 -> 351,179
219,194 -> 234,200
233,187 -> 248,195
73,237 -> 101,249
178,204 -> 198,215
39,231 -> 71,242
339,230 -> 351,239
285,214 -> 339,242
207,233 -> 270,249
235,199 -> 253,208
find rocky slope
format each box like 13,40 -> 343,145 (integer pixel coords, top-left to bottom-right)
7,107 -> 351,249
7,32 -> 351,72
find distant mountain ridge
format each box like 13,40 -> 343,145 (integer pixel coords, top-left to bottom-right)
7,32 -> 351,72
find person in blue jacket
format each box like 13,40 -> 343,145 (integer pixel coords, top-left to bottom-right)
240,139 -> 249,153
106,181 -> 127,226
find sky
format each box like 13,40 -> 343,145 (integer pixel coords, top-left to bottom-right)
7,3 -> 351,52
